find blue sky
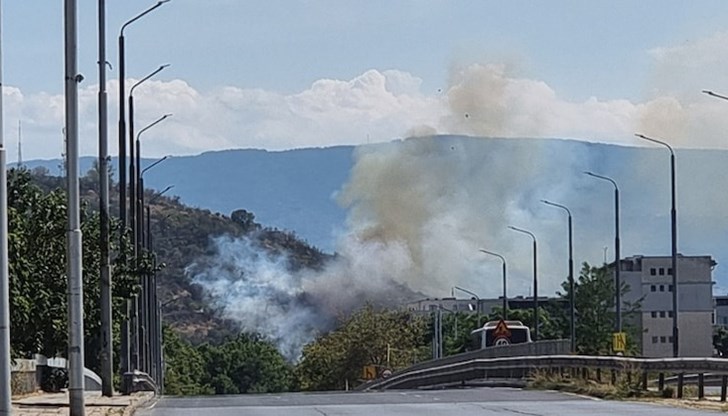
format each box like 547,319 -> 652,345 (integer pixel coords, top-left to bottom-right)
4,1 -> 728,159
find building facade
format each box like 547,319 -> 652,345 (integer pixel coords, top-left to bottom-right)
616,255 -> 715,357
714,295 -> 728,328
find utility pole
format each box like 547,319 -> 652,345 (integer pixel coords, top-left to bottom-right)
97,0 -> 113,397
0,0 -> 12,413
64,0 -> 86,414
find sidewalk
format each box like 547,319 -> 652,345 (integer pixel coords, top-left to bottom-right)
12,391 -> 154,416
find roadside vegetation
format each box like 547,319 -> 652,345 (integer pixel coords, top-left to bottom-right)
11,166 -> 726,396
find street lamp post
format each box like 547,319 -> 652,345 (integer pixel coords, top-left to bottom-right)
585,171 -> 621,335
145,184 -> 172,387
479,250 -> 507,321
118,0 -> 170,379
129,64 -> 169,264
0,1 -> 12,413
118,0 -> 169,232
135,114 -> 171,377
136,114 -> 171,255
508,226 -> 538,341
635,133 -> 679,357
541,200 -> 576,353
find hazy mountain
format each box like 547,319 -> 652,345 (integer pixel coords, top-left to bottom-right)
16,136 -> 728,294
17,146 -> 354,253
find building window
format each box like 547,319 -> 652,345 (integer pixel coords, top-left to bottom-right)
668,285 -> 673,292
651,285 -> 656,292
659,311 -> 666,318
667,268 -> 673,275
660,285 -> 665,292
659,268 -> 665,275
660,336 -> 667,343
651,311 -> 657,318
652,336 -> 658,344
668,311 -> 673,318
669,336 -> 674,343
650,268 -> 657,276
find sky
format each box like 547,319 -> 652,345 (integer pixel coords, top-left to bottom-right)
4,1 -> 728,161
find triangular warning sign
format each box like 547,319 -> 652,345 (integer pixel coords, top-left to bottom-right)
493,319 -> 511,339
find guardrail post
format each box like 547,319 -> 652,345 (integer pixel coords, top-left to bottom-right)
611,370 -> 616,385
658,373 -> 665,391
581,367 -> 587,380
698,373 -> 704,399
596,368 -> 601,383
677,373 -> 684,399
721,375 -> 727,402
641,372 -> 647,391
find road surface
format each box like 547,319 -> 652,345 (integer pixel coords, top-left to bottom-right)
138,387 -> 720,416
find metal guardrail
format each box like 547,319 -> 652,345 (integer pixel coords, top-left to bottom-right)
359,345 -> 728,395
357,339 -> 570,391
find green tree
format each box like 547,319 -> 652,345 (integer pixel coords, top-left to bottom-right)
163,327 -> 213,395
296,305 -> 428,391
199,334 -> 294,394
561,263 -> 642,355
6,168 -> 139,373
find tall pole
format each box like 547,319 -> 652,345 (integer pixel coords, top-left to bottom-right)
129,64 -> 169,265
145,184 -> 172,385
585,171 -> 621,334
636,133 -> 679,357
64,0 -> 86,413
508,226 -> 538,340
118,0 -> 170,377
0,0 -> 12,412
479,249 -> 507,320
541,200 -> 575,353
97,0 -> 113,397
136,115 -> 170,375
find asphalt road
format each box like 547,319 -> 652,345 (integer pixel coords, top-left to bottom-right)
137,387 -> 722,416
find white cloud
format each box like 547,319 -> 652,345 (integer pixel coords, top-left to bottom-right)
8,30 -> 728,161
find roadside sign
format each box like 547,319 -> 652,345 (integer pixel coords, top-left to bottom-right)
362,365 -> 377,380
493,319 -> 512,346
612,332 -> 627,352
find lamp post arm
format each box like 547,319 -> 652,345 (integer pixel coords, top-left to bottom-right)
121,0 -> 170,35
142,156 -> 169,178
452,286 -> 480,300
702,90 -> 728,102
479,249 -> 507,320
137,114 -> 172,143
130,64 -> 170,97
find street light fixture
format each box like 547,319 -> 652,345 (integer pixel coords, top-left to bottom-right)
635,133 -> 679,357
541,199 -> 576,353
508,226 -> 538,341
452,286 -> 480,321
137,113 -> 172,241
135,114 -> 171,377
118,0 -> 171,379
129,64 -> 170,256
702,90 -> 728,102
584,171 -> 622,336
118,0 -> 170,231
479,249 -> 507,320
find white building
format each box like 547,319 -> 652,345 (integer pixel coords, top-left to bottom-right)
616,255 -> 715,357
